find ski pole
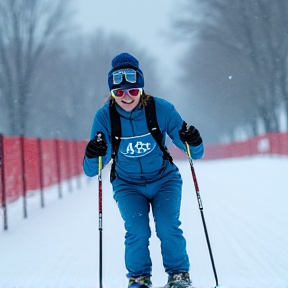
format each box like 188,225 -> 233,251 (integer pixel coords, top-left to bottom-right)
98,156 -> 103,288
185,142 -> 219,288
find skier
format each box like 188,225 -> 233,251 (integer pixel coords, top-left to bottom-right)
83,52 -> 204,288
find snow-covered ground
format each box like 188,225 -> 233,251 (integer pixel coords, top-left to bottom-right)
0,156 -> 288,288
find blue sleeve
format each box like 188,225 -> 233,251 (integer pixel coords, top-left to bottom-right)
159,99 -> 204,160
83,105 -> 112,177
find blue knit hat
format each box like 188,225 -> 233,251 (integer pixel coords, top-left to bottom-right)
108,52 -> 144,90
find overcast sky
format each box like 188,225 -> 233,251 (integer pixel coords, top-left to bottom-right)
72,0 -> 186,89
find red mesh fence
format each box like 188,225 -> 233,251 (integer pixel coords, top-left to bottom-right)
169,132 -> 288,160
1,137 -> 23,203
41,139 -> 58,187
0,135 -> 87,205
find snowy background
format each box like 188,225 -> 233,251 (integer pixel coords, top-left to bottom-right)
1,156 -> 288,288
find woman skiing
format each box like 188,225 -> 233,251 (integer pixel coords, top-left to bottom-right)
83,52 -> 204,288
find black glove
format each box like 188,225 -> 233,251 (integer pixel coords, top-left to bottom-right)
85,132 -> 107,158
179,121 -> 203,146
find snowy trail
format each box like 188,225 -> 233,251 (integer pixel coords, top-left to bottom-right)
0,156 -> 288,288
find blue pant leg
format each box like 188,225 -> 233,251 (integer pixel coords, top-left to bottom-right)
151,172 -> 190,274
113,181 -> 152,277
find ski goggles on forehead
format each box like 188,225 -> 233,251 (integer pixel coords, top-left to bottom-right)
112,69 -> 137,84
111,88 -> 142,98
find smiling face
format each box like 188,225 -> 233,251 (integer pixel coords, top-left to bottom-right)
114,94 -> 141,112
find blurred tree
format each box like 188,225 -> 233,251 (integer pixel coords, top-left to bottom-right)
172,0 -> 288,142
0,0 -> 73,135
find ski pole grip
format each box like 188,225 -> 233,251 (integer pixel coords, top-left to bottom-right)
98,156 -> 102,179
185,142 -> 192,158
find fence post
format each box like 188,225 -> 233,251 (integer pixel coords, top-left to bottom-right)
38,138 -> 45,208
0,134 -> 8,230
20,135 -> 27,218
55,139 -> 62,199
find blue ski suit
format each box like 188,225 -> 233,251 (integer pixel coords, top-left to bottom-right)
83,96 -> 204,277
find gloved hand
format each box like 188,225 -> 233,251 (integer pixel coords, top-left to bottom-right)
85,132 -> 107,158
179,121 -> 203,146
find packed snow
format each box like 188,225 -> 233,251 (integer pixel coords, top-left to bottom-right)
0,156 -> 287,288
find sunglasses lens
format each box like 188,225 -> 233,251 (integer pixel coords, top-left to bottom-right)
111,88 -> 142,98
112,89 -> 125,97
128,88 -> 140,96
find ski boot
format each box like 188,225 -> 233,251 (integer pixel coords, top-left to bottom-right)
128,275 -> 152,288
164,272 -> 192,288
